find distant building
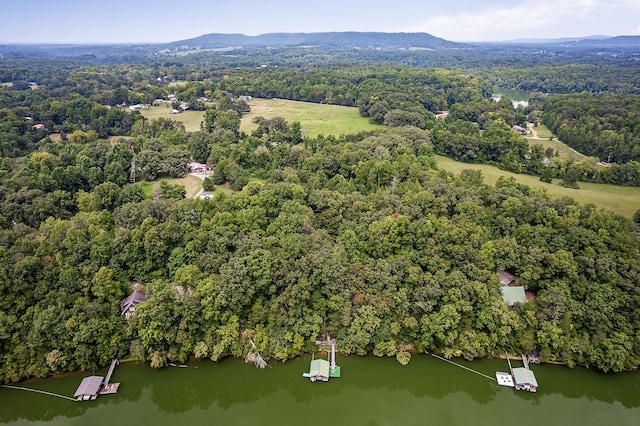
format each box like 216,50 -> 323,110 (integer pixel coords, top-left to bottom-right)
32,123 -> 45,130
120,289 -> 148,317
513,125 -> 526,134
129,104 -> 150,110
189,162 -> 209,173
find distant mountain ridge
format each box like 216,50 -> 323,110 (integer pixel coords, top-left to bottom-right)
487,35 -> 640,46
492,35 -> 610,44
571,35 -> 640,46
167,32 -> 463,50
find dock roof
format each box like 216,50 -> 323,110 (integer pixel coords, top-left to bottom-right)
512,368 -> 538,387
74,376 -> 104,397
309,359 -> 330,378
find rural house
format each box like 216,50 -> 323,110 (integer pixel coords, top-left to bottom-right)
501,286 -> 527,307
120,288 -> 149,317
496,269 -> 527,308
496,269 -> 516,286
189,162 -> 209,173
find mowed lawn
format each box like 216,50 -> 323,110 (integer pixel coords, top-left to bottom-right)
139,99 -> 380,137
526,125 -> 593,162
241,98 -> 381,137
435,155 -> 640,218
139,106 -> 205,132
139,175 -> 203,199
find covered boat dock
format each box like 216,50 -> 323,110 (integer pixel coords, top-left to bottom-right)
74,376 -> 103,401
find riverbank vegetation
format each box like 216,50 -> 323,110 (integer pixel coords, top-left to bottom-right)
1,47 -> 640,383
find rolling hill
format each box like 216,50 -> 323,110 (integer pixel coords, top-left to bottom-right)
166,31 -> 464,50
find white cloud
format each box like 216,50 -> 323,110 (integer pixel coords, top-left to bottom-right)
404,0 -> 604,41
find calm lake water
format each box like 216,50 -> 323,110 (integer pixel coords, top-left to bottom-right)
1,355 -> 639,426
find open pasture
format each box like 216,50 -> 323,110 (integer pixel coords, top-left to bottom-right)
435,155 -> 640,218
139,99 -> 379,137
138,106 -> 205,132
241,98 -> 381,137
139,175 -> 203,199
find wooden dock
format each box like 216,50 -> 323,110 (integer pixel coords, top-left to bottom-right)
495,354 -> 538,392
75,359 -> 120,401
521,353 -> 529,370
100,383 -> 120,395
104,359 -> 119,385
100,358 -> 120,395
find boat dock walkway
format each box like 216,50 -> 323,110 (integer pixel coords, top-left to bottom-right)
522,353 -> 529,370
100,358 -> 120,395
104,358 -> 119,385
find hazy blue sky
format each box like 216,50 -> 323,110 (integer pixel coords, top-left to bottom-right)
2,0 -> 639,43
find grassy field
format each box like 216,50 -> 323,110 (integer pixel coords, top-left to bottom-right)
525,137 -> 593,163
435,155 -> 640,217
139,99 -> 380,137
139,106 -> 205,132
526,124 -> 593,162
137,101 -> 639,216
532,124 -> 554,139
241,98 -> 381,137
139,175 -> 203,199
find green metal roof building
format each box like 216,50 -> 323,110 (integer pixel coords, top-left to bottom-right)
501,286 -> 526,307
513,367 -> 538,392
306,359 -> 330,382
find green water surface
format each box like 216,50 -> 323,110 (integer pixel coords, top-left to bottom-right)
1,355 -> 639,426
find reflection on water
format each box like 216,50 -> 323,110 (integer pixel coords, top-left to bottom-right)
1,355 -> 639,426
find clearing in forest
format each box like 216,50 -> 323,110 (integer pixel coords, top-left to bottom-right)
435,155 -> 640,218
525,124 -> 592,162
139,99 -> 380,137
139,175 -> 203,199
139,106 -> 205,132
240,98 -> 381,137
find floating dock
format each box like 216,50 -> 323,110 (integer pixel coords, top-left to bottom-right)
304,336 -> 341,381
496,354 -> 539,392
495,372 -> 515,387
74,359 -> 120,401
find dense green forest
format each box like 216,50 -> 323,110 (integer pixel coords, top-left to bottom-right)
1,49 -> 640,383
543,93 -> 640,163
